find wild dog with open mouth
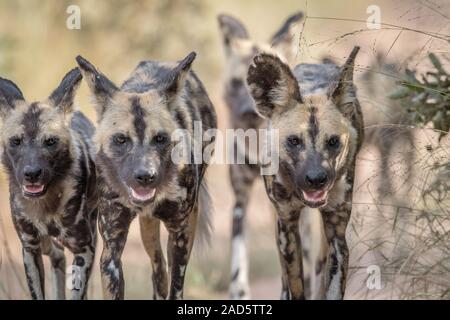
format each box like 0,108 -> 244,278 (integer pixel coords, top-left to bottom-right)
218,12 -> 304,299
76,52 -> 217,300
0,68 -> 98,300
247,47 -> 363,299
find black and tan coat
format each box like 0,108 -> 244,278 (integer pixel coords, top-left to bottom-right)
218,12 -> 305,299
247,47 -> 364,299
0,68 -> 98,300
76,52 -> 217,300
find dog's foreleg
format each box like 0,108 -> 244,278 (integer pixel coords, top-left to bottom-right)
280,274 -> 291,300
98,204 -> 134,300
139,215 -> 168,300
319,167 -> 356,300
70,245 -> 95,300
275,213 -> 305,300
166,212 -> 196,300
229,164 -> 256,300
41,237 -> 66,300
320,184 -> 353,300
22,246 -> 45,300
230,204 -> 250,300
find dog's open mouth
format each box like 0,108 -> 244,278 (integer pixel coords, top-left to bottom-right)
129,186 -> 156,204
22,184 -> 46,197
301,189 -> 328,208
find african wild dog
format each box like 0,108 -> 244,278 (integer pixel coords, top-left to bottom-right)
246,46 -> 363,299
76,52 -> 217,300
218,12 -> 305,299
0,68 -> 97,300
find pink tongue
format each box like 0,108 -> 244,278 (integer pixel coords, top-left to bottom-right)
303,190 -> 325,202
131,188 -> 155,201
24,185 -> 44,193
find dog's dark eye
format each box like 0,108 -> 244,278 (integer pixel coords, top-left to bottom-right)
44,137 -> 59,147
154,134 -> 168,144
9,136 -> 22,147
327,135 -> 340,148
287,135 -> 303,148
113,134 -> 129,145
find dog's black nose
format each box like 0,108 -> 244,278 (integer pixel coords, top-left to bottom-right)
134,168 -> 156,185
23,165 -> 42,182
305,170 -> 328,189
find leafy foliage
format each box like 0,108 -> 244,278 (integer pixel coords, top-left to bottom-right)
390,53 -> 450,138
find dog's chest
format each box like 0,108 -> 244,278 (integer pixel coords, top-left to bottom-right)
14,188 -> 84,240
22,204 -> 62,235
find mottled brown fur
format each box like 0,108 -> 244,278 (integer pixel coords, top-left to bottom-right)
77,52 -> 216,300
0,68 -> 97,300
218,12 -> 306,299
247,47 -> 363,299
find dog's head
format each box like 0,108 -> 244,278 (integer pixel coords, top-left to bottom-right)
76,53 -> 196,207
0,68 -> 82,199
218,12 -> 303,129
247,47 -> 360,208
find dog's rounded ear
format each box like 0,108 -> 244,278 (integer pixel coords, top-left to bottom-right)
48,67 -> 82,114
270,12 -> 303,66
329,46 -> 360,118
247,53 -> 302,119
161,52 -> 196,104
270,11 -> 303,47
0,77 -> 25,119
76,55 -> 118,115
218,14 -> 249,45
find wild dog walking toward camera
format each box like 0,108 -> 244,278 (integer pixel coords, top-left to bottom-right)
0,69 -> 98,300
76,52 -> 217,300
218,12 -> 309,299
247,47 -> 363,299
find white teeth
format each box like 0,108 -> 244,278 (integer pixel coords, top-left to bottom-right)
130,188 -> 156,202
